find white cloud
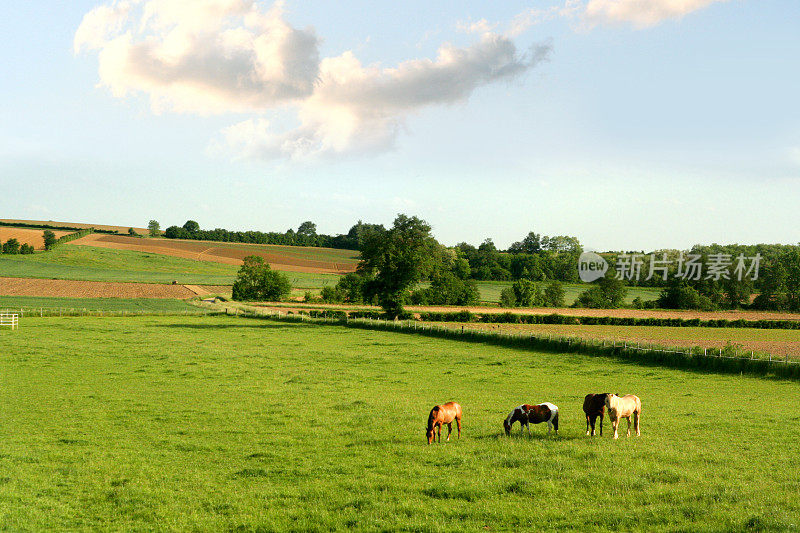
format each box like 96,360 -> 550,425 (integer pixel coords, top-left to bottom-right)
75,0 -> 319,114
582,0 -> 730,28
224,37 -> 551,159
77,1 -> 550,158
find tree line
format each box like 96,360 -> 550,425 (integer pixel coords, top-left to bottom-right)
163,220 -> 383,251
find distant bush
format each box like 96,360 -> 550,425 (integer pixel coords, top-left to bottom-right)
410,273 -> 479,306
2,238 -> 20,254
499,287 -> 516,308
231,256 -> 291,302
43,230 -> 57,250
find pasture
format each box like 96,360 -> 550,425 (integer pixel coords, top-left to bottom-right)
472,280 -> 661,306
0,295 -> 197,314
1,316 -> 799,531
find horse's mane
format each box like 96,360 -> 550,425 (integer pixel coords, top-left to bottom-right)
427,406 -> 440,431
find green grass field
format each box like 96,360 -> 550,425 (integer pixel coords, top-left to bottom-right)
474,280 -> 661,306
0,295 -> 198,313
1,316 -> 798,530
0,246 -> 341,288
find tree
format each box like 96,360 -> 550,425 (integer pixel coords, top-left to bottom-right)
2,238 -> 20,254
512,279 -> 541,307
543,281 -> 565,307
410,273 -> 479,306
499,287 -> 516,308
297,221 -> 317,237
183,220 -> 200,234
574,273 -> 627,309
231,256 -> 291,301
148,220 -> 161,237
335,272 -> 373,303
358,214 -> 438,318
128,227 -> 138,236
43,230 -> 57,250
658,278 -> 715,311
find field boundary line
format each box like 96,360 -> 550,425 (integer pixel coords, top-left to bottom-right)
223,308 -> 800,380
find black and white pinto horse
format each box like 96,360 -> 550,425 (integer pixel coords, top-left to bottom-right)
503,403 -> 559,436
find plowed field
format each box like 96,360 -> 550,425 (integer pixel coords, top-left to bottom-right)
70,234 -> 358,274
0,227 -> 72,250
0,277 -> 194,299
0,219 -> 150,234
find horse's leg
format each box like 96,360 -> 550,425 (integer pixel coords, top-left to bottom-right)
599,413 -> 603,436
456,416 -> 461,439
586,415 -> 591,436
634,410 -> 640,437
437,424 -> 441,443
612,417 -> 619,439
446,422 -> 452,442
626,416 -> 631,437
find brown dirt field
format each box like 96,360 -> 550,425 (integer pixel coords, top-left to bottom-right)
70,234 -> 357,274
0,228 -> 72,250
0,219 -> 150,235
0,277 -> 194,299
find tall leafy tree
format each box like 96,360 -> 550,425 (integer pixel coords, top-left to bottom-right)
42,230 -> 57,250
358,214 -> 438,318
148,220 -> 160,237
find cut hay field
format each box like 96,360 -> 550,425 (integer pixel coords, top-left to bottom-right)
0,227 -> 72,250
0,276 -> 195,299
72,234 -> 359,274
1,315 -> 798,531
430,321 -> 800,361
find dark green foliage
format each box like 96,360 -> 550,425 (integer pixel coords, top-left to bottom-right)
574,274 -> 627,308
320,286 -> 343,303
162,219 -> 384,251
127,227 -> 138,236
148,220 -> 160,237
334,272 -> 372,303
499,287 -> 516,308
358,214 -> 438,318
43,230 -> 57,250
231,255 -> 291,301
19,243 -> 35,254
658,279 -> 715,311
543,281 -> 565,307
511,279 -> 541,307
182,220 -> 200,234
410,273 -> 479,306
2,238 -> 20,254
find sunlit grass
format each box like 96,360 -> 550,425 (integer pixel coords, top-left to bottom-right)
1,316 -> 798,530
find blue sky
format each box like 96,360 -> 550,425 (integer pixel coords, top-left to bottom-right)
1,0 -> 798,251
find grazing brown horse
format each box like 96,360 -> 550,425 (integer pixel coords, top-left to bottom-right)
503,403 -> 559,436
583,393 -> 613,436
605,394 -> 642,439
426,402 -> 462,444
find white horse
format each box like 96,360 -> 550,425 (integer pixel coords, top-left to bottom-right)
604,394 -> 641,439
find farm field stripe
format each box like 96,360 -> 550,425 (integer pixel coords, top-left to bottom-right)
0,276 -> 195,299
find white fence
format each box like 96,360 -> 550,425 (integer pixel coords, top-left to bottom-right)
0,313 -> 19,330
